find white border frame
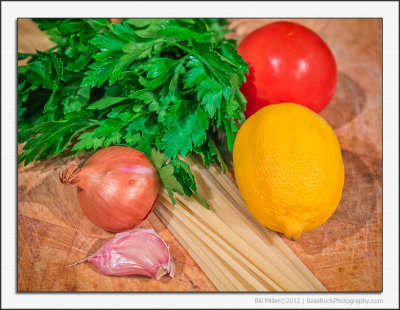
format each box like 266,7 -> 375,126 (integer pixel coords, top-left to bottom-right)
2,1 -> 399,309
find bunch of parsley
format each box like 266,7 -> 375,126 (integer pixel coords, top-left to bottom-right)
18,18 -> 248,207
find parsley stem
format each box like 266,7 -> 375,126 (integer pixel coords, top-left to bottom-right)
165,39 -> 227,87
165,40 -> 194,56
209,137 -> 228,173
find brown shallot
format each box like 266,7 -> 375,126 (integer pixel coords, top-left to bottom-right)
60,146 -> 159,232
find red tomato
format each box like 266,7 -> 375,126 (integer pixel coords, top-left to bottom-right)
238,21 -> 337,117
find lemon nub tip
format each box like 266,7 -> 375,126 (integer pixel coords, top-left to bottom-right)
282,224 -> 304,240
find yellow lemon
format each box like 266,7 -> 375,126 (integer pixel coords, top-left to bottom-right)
233,103 -> 344,239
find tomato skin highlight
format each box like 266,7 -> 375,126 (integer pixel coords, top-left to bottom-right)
238,21 -> 337,117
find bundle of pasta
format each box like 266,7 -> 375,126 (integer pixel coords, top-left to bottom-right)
154,157 -> 326,291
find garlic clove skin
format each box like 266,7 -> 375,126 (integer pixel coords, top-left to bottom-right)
87,229 -> 175,279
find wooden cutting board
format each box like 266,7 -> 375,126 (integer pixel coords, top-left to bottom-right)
18,18 -> 382,291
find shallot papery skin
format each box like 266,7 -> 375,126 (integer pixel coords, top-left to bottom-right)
86,229 -> 175,279
60,146 -> 159,232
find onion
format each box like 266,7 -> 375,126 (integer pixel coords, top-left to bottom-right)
60,146 -> 159,232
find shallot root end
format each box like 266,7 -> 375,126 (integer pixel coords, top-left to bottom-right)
59,164 -> 81,185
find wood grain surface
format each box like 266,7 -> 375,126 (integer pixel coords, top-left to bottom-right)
18,18 -> 382,292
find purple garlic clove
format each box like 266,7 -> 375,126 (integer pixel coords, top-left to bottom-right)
68,228 -> 175,280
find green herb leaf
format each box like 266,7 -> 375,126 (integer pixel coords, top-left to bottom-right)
19,116 -> 98,165
87,96 -> 129,110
